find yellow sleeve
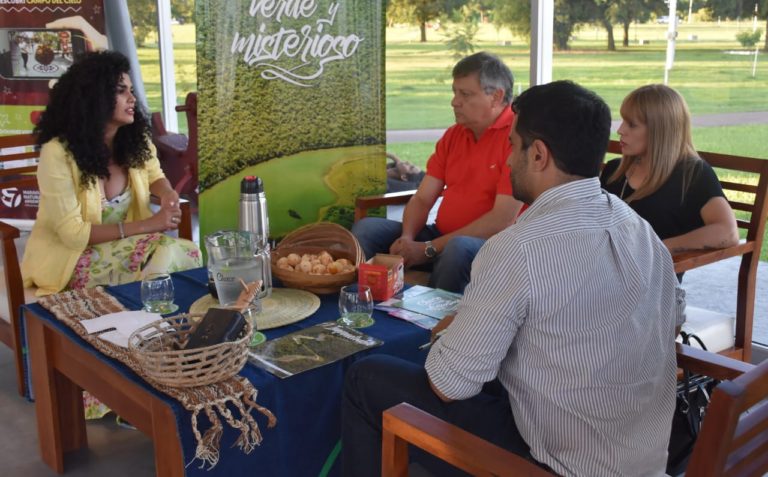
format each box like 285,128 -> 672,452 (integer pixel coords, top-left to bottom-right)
145,141 -> 166,185
36,140 -> 91,251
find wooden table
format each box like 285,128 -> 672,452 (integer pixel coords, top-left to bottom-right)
22,269 -> 430,476
26,305 -> 184,476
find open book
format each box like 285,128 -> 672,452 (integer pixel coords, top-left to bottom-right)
376,285 -> 462,330
247,321 -> 382,378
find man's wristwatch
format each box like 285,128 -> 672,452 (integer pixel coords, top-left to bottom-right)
424,241 -> 438,259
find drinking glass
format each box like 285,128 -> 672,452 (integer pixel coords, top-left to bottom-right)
140,273 -> 178,314
242,303 -> 266,347
337,284 -> 374,328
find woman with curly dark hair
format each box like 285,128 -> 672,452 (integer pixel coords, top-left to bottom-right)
22,50 -> 201,297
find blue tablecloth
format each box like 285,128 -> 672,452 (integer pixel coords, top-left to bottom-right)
21,268 -> 430,476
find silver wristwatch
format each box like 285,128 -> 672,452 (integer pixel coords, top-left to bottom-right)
424,241 -> 437,259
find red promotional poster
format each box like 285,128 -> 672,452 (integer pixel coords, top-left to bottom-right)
0,0 -> 105,220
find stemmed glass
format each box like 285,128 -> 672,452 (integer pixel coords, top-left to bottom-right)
242,304 -> 267,347
140,273 -> 179,314
337,284 -> 374,328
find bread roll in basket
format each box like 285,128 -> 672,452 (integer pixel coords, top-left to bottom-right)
271,222 -> 364,294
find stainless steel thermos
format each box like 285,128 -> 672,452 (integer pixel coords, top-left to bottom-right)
238,176 -> 272,298
239,176 -> 270,247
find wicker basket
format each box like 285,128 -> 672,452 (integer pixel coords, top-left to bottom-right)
128,314 -> 252,388
272,222 -> 364,294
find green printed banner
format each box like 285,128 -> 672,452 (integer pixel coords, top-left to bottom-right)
196,0 -> 385,240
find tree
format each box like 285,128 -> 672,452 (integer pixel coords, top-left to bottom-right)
172,0 -> 194,24
386,0 -> 467,42
592,0 -> 617,51
445,2 -> 481,60
127,0 -> 157,47
492,0 -> 595,50
705,0 -> 768,50
736,28 -> 763,47
127,0 -> 195,47
387,0 -> 416,27
490,0 -> 530,40
706,0 -> 748,19
612,0 -> 665,47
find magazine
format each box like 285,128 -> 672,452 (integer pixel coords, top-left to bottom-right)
376,285 -> 462,329
247,321 -> 383,378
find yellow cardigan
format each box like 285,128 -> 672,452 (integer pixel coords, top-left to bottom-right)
21,138 -> 166,296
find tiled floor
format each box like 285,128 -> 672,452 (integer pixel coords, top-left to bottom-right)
0,345 -> 156,477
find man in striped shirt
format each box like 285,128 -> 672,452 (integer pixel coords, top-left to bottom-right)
342,81 -> 685,476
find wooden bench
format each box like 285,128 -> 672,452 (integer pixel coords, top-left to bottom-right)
382,343 -> 766,477
0,133 -> 193,396
355,141 -> 768,362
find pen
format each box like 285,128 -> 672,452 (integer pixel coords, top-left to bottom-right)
418,329 -> 447,350
87,327 -> 117,336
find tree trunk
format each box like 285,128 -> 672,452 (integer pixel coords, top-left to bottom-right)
623,20 -> 630,47
603,19 -> 616,51
554,24 -> 571,50
420,21 -> 427,42
765,17 -> 767,51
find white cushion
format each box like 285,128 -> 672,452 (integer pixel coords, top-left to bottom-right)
0,266 -> 38,323
676,305 -> 735,353
0,229 -> 37,323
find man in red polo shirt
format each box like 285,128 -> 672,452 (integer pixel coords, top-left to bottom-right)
352,52 -> 523,293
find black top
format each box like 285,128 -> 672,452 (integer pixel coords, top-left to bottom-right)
600,158 -> 726,240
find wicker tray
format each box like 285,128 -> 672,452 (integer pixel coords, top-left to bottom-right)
128,314 -> 252,388
272,222 -> 364,294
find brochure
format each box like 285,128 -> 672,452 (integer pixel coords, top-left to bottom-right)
247,321 -> 382,378
374,305 -> 439,330
376,285 -> 462,329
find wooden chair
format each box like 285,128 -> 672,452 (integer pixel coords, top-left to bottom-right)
151,92 -> 199,204
0,133 -> 193,396
356,142 -> 768,361
382,343 -> 766,477
354,189 -> 438,286
606,141 -> 768,362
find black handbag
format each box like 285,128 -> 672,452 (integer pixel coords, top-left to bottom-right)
666,332 -> 718,475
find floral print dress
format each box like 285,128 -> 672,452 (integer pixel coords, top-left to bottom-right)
69,187 -> 201,419
68,188 -> 201,291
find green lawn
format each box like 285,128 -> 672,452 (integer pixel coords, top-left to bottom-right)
136,26 -> 197,132
386,22 -> 768,128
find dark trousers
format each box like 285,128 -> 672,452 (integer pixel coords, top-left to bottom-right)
341,354 -> 532,477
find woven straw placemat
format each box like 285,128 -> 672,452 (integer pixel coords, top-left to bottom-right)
190,288 -> 321,330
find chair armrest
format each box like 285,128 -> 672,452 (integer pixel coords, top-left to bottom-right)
672,242 -> 755,274
676,343 -> 754,381
382,403 -> 552,477
149,196 -> 193,241
0,220 -> 21,241
150,111 -> 168,137
354,190 -> 416,223
0,219 -> 24,317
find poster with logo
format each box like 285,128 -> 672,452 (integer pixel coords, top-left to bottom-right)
196,1 -> 385,241
0,0 -> 106,219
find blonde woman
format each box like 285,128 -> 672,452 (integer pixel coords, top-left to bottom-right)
600,84 -> 738,255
